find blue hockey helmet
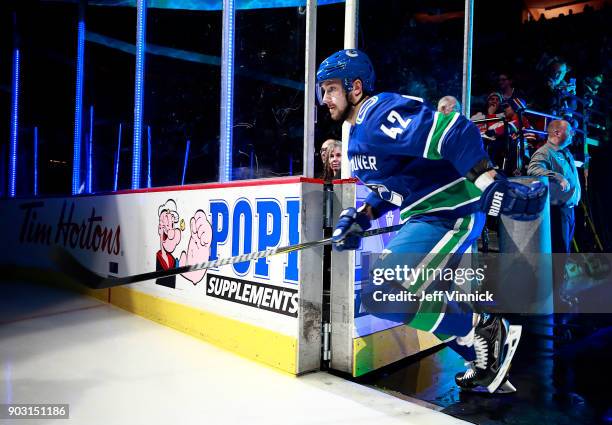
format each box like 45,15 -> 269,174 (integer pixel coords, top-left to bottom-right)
316,49 -> 376,104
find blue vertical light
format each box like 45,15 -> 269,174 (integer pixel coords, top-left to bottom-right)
132,0 -> 147,189
147,125 -> 152,188
219,0 -> 235,182
181,139 -> 190,186
1,144 -> 6,198
8,48 -> 20,198
72,10 -> 85,195
113,123 -> 122,191
33,127 -> 38,196
87,105 -> 94,193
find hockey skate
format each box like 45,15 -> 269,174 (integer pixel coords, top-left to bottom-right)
455,314 -> 521,394
456,361 -> 517,394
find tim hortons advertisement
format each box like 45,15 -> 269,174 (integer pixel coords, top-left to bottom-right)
0,179 -> 323,337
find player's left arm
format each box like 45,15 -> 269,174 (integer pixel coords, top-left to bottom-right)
441,117 -> 548,221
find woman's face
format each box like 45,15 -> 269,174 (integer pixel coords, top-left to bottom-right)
329,147 -> 342,172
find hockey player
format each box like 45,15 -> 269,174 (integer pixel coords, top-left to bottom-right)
317,49 -> 547,393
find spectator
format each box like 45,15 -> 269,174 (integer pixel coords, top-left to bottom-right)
322,140 -> 342,181
502,100 -> 536,142
471,92 -> 506,167
498,73 -> 525,111
527,119 -> 581,253
319,139 -> 336,169
497,74 -> 515,102
503,100 -> 540,173
485,92 -> 503,116
437,95 -> 461,114
321,140 -> 342,181
547,61 -> 572,93
583,73 -> 604,109
544,61 -> 578,117
471,92 -> 504,133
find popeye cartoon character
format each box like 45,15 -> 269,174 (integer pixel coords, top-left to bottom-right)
155,199 -> 212,288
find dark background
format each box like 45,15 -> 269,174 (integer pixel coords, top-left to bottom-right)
0,0 -> 610,247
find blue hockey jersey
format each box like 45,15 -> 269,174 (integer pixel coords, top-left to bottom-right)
349,93 -> 488,221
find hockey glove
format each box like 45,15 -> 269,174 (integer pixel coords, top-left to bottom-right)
332,207 -> 371,251
480,176 -> 548,221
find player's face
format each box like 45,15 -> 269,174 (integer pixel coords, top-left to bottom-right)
329,147 -> 342,172
320,80 -> 349,121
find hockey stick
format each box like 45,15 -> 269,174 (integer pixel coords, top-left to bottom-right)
51,224 -> 403,290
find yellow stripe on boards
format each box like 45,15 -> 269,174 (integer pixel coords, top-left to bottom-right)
353,325 -> 441,377
110,286 -> 298,375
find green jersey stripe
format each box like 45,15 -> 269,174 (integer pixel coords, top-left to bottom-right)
424,111 -> 460,160
400,178 -> 482,221
405,215 -> 475,331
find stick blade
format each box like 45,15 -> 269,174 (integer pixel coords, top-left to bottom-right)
50,246 -> 114,290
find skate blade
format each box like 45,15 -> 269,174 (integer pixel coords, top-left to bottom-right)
486,325 -> 522,394
462,380 -> 517,394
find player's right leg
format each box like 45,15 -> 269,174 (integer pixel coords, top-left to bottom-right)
454,313 -> 521,393
360,213 -> 520,393
361,214 -> 482,340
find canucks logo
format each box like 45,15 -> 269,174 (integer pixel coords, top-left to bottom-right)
356,96 -> 378,125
